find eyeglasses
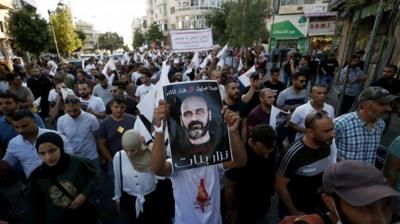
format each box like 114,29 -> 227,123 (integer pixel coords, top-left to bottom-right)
63,99 -> 80,104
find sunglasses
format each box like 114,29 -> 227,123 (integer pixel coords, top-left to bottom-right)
64,99 -> 80,104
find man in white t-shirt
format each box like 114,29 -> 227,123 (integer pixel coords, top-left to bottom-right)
135,70 -> 154,102
210,70 -> 226,100
152,100 -> 247,224
288,85 -> 334,140
131,64 -> 144,85
77,81 -> 106,119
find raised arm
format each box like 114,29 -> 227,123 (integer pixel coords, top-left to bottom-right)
151,100 -> 172,176
223,107 -> 247,169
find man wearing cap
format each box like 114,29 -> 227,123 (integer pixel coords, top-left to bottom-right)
334,86 -> 398,165
320,160 -> 398,224
280,160 -> 399,224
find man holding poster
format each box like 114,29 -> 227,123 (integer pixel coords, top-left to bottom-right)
151,81 -> 247,224
162,81 -> 235,171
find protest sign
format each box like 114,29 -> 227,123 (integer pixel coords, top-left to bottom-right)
269,106 -> 290,129
170,29 -> 213,52
163,81 -> 232,171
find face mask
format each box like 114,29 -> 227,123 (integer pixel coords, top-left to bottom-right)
202,75 -> 208,80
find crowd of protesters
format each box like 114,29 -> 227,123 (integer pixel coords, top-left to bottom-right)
0,45 -> 399,224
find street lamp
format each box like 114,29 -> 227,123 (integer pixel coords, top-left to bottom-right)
48,10 -> 61,61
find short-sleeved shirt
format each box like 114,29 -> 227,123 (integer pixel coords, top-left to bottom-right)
48,88 -> 75,102
9,86 -> 34,103
334,112 -> 385,165
0,114 -> 45,150
247,105 -> 271,128
168,160 -> 223,224
223,100 -> 249,118
96,114 -> 135,156
339,66 -> 365,96
277,140 -> 332,213
135,84 -> 154,102
226,145 -> 275,218
3,128 -> 73,178
320,58 -> 339,76
57,111 -> 99,160
92,84 -> 112,105
80,95 -> 106,113
263,80 -> 285,97
388,135 -> 400,192
276,87 -> 308,112
290,101 -> 335,140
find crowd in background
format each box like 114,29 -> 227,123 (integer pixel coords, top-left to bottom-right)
0,45 -> 400,224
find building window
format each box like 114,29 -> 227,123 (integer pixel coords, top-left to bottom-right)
0,22 -> 4,33
170,7 -> 175,14
281,0 -> 303,5
191,0 -> 199,6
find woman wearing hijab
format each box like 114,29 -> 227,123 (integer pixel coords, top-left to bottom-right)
29,132 -> 98,224
113,129 -> 161,223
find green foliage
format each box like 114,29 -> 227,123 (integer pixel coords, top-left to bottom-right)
7,5 -> 50,55
146,22 -> 163,45
50,6 -> 82,54
206,0 -> 268,47
227,0 -> 268,47
132,28 -> 145,49
98,32 -> 124,51
205,1 -> 234,45
75,30 -> 86,43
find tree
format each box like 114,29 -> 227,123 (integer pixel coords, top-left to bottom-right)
146,22 -> 163,46
7,5 -> 50,56
132,28 -> 145,49
75,30 -> 86,43
98,32 -> 124,51
226,0 -> 268,47
205,1 -> 234,45
207,0 -> 268,47
50,5 -> 82,54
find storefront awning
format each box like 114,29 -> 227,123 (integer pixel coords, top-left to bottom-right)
271,21 -> 305,39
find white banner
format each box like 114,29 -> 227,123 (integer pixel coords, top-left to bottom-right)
170,28 -> 213,52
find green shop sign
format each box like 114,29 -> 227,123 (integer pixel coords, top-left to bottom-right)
271,20 -> 305,39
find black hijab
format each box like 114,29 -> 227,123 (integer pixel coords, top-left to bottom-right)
35,132 -> 70,178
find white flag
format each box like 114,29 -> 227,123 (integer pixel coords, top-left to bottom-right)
216,44 -> 228,59
238,65 -> 256,87
199,54 -> 212,69
137,61 -> 170,122
134,117 -> 153,144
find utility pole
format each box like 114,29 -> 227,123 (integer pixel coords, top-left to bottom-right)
362,0 -> 384,78
48,10 -> 61,61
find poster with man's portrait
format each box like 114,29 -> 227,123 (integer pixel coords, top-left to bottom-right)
163,81 -> 232,171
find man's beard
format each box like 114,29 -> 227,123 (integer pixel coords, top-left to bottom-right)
184,120 -> 209,140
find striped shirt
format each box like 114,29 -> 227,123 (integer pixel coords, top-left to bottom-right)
277,140 -> 331,213
334,112 -> 385,165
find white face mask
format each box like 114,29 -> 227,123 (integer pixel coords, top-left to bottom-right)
202,75 -> 208,80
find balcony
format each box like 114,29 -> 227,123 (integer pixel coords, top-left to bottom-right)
0,0 -> 13,9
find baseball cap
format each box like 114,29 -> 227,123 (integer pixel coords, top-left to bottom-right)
322,160 -> 399,206
358,86 -> 399,103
